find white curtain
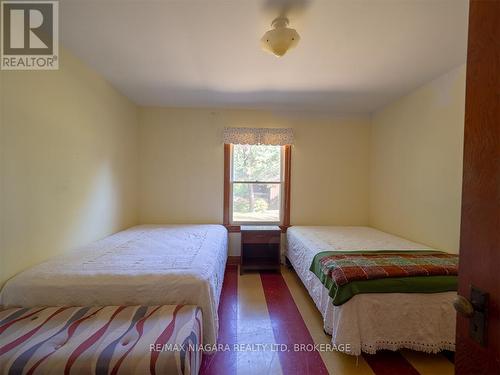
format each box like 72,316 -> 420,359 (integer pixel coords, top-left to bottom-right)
223,127 -> 293,145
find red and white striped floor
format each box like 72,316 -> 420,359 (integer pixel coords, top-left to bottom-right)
200,265 -> 455,375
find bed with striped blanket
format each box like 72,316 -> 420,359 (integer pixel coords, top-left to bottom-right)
0,305 -> 202,375
0,225 -> 228,350
286,226 -> 457,355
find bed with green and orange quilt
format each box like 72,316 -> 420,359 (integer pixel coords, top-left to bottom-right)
286,226 -> 458,356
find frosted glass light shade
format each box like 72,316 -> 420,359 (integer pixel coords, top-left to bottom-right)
261,17 -> 300,57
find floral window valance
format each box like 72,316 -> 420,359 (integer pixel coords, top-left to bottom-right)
223,127 -> 294,145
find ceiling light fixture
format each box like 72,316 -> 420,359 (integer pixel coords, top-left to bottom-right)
261,16 -> 300,57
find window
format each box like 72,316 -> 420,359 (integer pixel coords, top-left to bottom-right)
222,127 -> 292,232
231,144 -> 283,223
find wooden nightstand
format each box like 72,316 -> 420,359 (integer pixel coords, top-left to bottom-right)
240,225 -> 281,275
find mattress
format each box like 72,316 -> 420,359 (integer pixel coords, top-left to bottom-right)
286,226 -> 456,355
0,305 -> 202,375
0,225 -> 228,349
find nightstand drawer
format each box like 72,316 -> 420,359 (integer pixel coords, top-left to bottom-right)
241,231 -> 280,244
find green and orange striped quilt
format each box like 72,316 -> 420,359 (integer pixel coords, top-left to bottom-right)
309,250 -> 458,306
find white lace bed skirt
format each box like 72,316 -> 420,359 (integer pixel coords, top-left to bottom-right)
286,227 -> 456,356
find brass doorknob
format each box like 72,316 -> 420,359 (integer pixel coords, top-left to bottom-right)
453,295 -> 474,318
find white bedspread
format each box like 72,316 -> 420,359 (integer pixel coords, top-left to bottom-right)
0,225 -> 228,348
286,226 -> 456,355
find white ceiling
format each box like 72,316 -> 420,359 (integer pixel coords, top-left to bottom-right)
60,0 -> 469,113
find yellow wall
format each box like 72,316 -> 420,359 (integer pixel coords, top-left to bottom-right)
138,108 -> 371,254
0,49 -> 139,285
369,65 -> 466,253
0,46 -> 466,273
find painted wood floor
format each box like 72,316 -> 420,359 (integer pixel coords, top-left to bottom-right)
200,265 -> 455,375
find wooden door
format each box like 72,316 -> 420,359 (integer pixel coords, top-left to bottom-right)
455,1 -> 500,374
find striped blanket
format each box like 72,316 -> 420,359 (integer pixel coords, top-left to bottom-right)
0,305 -> 202,375
310,251 -> 458,305
319,251 -> 458,285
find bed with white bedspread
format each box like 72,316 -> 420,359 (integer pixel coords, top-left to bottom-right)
286,226 -> 456,356
0,224 -> 228,350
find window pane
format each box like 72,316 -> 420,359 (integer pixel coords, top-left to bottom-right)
233,144 -> 281,182
232,183 -> 281,222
